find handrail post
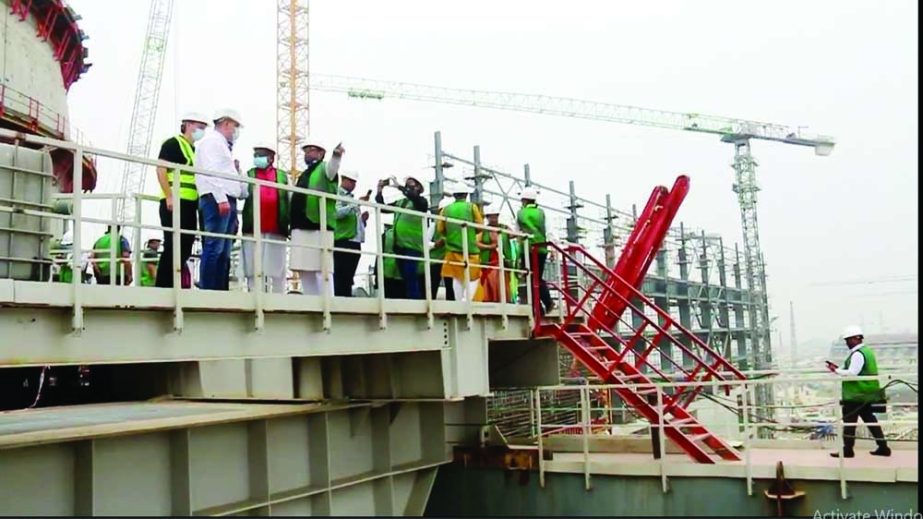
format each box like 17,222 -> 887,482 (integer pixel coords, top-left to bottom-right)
132,194 -> 142,286
534,388 -> 545,488
581,385 -> 591,490
171,164 -> 184,332
461,220 -> 472,329
319,192 -> 331,331
374,206 -> 387,329
523,238 -> 534,331
71,146 -> 84,333
108,197 -> 117,286
497,225 -> 508,329
836,381 -> 847,499
253,176 -> 264,331
422,214 -> 433,329
742,382 -> 753,495
656,384 -> 669,493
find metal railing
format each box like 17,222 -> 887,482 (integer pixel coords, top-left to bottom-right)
519,370 -> 918,498
0,83 -> 90,145
0,128 -> 537,333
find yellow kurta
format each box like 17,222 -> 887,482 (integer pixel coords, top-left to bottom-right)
437,203 -> 483,281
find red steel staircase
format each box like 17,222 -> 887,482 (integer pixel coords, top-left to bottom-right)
530,176 -> 747,464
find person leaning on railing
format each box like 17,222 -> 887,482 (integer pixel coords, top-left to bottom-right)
826,325 -> 891,458
437,184 -> 482,302
240,143 -> 290,294
154,112 -> 208,289
375,175 -> 429,300
475,203 -> 514,303
427,197 -> 456,301
333,171 -> 369,297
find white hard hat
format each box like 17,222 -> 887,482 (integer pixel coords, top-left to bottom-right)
438,197 -> 454,210
449,183 -> 472,195
212,108 -> 244,128
253,142 -> 277,155
301,141 -> 326,152
484,203 -> 502,216
404,175 -> 424,188
520,186 -> 539,200
841,325 -> 863,340
60,230 -> 74,246
181,112 -> 209,125
341,170 -> 359,181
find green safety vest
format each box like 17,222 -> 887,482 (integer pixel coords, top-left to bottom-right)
51,239 -> 74,283
160,135 -> 197,201
443,201 -> 480,255
430,225 -> 447,260
393,199 -> 424,252
842,345 -> 884,403
335,189 -> 359,242
517,204 -> 547,254
92,232 -> 123,277
479,227 -> 513,266
242,168 -> 291,236
382,228 -> 401,280
140,251 -> 159,287
305,162 -> 338,231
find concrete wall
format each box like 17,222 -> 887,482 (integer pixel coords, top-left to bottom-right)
426,464 -> 920,517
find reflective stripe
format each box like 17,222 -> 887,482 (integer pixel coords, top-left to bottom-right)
160,135 -> 198,201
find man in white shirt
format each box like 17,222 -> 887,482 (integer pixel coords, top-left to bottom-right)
332,171 -> 369,297
194,108 -> 247,290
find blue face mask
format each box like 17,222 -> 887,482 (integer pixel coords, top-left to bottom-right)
254,156 -> 269,169
191,128 -> 205,142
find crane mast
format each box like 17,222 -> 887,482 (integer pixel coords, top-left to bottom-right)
276,0 -> 310,178
117,0 -> 175,231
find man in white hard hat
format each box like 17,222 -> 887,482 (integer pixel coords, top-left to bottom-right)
154,112 -> 208,289
333,170 -> 369,297
375,175 -> 429,299
825,325 -> 891,458
240,143 -> 290,294
517,186 -> 553,313
194,108 -> 247,290
476,203 -> 514,303
289,140 -> 345,296
427,196 -> 456,300
436,183 -> 482,301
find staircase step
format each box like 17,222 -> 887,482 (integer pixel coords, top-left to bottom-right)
687,433 -> 712,443
668,417 -> 696,427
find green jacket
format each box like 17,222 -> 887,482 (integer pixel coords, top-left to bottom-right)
443,201 -> 480,254
517,204 -> 547,254
382,227 -> 401,280
842,345 -> 885,404
242,167 -> 291,236
305,162 -> 338,231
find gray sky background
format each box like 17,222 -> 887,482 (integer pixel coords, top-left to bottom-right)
65,0 -> 918,348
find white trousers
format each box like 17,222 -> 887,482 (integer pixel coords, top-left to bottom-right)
452,279 -> 480,302
296,270 -> 334,297
241,232 -> 287,294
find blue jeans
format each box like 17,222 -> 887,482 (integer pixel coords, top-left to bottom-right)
199,195 -> 237,290
394,246 -> 423,299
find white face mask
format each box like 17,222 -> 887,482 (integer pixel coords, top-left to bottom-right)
191,128 -> 205,142
231,127 -> 241,142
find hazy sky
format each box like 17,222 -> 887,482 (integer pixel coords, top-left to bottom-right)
65,0 -> 918,345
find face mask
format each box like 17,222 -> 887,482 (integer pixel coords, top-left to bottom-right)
253,156 -> 269,169
191,128 -> 205,142
305,156 -> 319,167
231,127 -> 240,142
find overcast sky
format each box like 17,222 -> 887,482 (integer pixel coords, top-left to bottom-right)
65,0 -> 918,346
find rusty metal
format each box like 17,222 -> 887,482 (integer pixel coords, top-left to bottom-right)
763,461 -> 805,517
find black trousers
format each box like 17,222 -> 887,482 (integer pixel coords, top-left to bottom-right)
536,252 -> 553,311
429,263 -> 455,301
333,240 -> 362,297
155,199 -> 198,288
842,401 -> 887,450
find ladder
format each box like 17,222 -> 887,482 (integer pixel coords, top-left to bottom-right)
530,177 -> 747,464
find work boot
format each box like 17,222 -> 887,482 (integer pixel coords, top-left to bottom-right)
870,445 -> 892,457
830,449 -> 854,458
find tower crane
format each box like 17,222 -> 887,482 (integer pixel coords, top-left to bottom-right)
116,0 -> 175,235
276,0 -> 310,177
308,73 -> 836,386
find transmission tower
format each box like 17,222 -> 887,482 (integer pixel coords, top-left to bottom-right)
117,0 -> 175,230
276,0 -> 310,177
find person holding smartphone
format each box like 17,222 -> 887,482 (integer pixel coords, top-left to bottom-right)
826,325 -> 890,458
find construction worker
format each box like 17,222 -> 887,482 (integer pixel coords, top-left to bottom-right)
476,203 -> 514,302
379,223 -> 405,299
333,171 -> 369,297
289,140 -> 344,296
140,238 -> 161,287
50,230 -> 77,284
826,325 -> 891,458
517,187 -> 553,313
91,226 -> 132,285
154,112 -> 208,289
375,175 -> 429,299
427,197 -> 455,300
240,143 -> 290,294
194,109 -> 247,291
437,184 -> 482,301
